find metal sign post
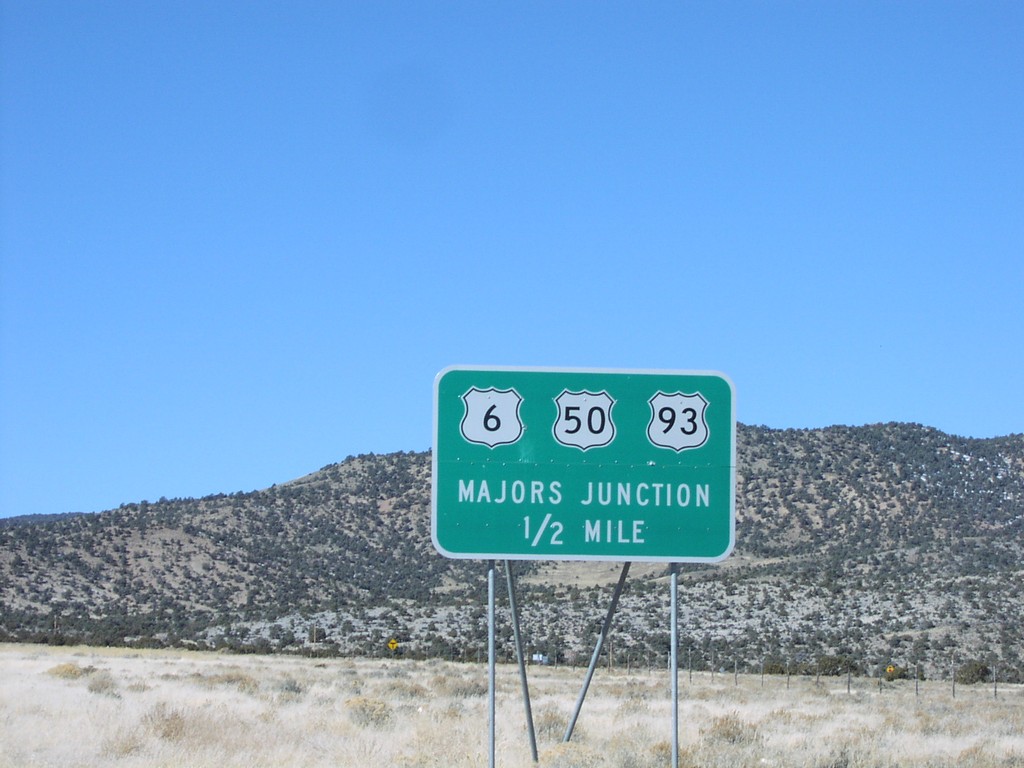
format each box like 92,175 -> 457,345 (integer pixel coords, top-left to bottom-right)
487,560 -> 496,768
504,561 -> 539,763
670,563 -> 680,768
563,562 -> 631,742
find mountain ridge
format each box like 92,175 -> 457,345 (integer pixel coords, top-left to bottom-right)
2,422 -> 1022,680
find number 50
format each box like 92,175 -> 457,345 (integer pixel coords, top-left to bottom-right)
562,405 -> 608,435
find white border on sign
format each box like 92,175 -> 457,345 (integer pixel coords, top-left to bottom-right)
431,365 -> 737,563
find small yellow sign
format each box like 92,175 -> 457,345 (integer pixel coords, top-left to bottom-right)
387,638 -> 399,651
886,665 -> 895,674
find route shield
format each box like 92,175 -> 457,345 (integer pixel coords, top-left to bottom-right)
459,386 -> 524,447
647,391 -> 709,452
552,389 -> 616,450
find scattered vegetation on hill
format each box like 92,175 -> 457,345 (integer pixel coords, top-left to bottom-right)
1,424 -> 1022,682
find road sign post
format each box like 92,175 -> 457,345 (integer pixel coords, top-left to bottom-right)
432,366 -> 735,562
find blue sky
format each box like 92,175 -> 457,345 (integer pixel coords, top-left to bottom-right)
2,2 -> 1021,518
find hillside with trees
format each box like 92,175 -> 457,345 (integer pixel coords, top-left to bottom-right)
2,423 -> 1022,681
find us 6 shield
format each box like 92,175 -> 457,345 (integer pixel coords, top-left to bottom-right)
433,366 -> 735,563
460,387 -> 524,447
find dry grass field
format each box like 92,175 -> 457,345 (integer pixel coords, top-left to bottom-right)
1,643 -> 1022,767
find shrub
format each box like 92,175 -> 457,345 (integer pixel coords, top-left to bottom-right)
276,676 -> 304,698
430,673 -> 487,698
391,680 -> 429,699
700,712 -> 760,746
47,662 -> 90,679
542,742 -> 603,768
534,703 -> 570,743
817,655 -> 858,676
144,703 -> 190,742
203,670 -> 259,694
86,670 -> 119,696
955,660 -> 990,685
100,727 -> 144,758
346,696 -> 392,728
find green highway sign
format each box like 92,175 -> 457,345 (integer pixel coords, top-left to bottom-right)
432,366 -> 735,562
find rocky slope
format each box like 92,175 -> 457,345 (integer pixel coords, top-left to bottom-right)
2,423 -> 1022,681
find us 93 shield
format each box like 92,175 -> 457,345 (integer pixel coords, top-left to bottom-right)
647,391 -> 709,452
